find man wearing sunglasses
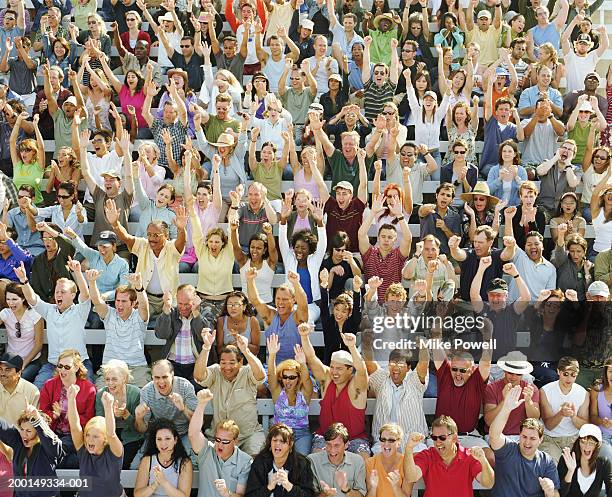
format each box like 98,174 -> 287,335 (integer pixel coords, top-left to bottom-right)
189,389 -> 253,497
489,385 -> 560,497
403,416 -> 495,496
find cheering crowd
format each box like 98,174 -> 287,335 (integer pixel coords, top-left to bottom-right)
0,0 -> 610,494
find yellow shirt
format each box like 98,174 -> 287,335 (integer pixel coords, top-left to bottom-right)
191,211 -> 234,296
466,26 -> 502,66
131,237 -> 183,297
0,379 -> 40,425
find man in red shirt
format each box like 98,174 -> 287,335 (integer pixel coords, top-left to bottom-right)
484,352 -> 540,441
402,416 -> 495,497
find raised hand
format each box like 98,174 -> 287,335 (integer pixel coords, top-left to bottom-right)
319,268 -> 329,288
503,384 -> 525,411
287,270 -> 300,287
353,274 -> 363,292
387,470 -> 401,489
168,392 -> 185,412
340,332 -> 356,349
294,344 -> 306,364
298,322 -> 313,337
368,469 -> 379,489
67,383 -> 80,400
104,199 -> 120,226
561,447 -> 577,473
448,235 -> 461,251
85,269 -> 101,282
66,257 -> 82,273
101,391 -> 115,409
467,446 -> 487,463
197,388 -> 213,404
126,273 -> 143,289
201,328 -> 215,351
135,402 -> 150,419
502,262 -> 518,277
13,261 -> 27,282
405,432 -> 425,450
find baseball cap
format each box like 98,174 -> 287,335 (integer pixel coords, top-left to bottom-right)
585,72 -> 600,81
587,280 -> 610,298
333,181 -> 354,193
328,73 -> 343,83
576,33 -> 592,43
96,230 -> 118,246
63,96 -> 77,107
579,424 -> 602,442
478,10 -> 492,19
0,352 -> 23,371
300,18 -> 314,30
330,350 -> 353,367
488,278 -> 508,293
496,67 -> 509,76
101,171 -> 121,179
423,90 -> 438,101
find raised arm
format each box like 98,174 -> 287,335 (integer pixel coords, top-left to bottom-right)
66,384 -> 84,450
188,389 -> 213,454
84,269 -> 110,319
100,391 -> 123,457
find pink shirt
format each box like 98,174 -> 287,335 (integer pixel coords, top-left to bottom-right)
138,162 -> 166,199
119,85 -> 147,128
182,203 -> 221,264
294,168 -> 320,200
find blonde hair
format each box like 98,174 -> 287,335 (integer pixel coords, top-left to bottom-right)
84,416 -> 108,445
379,423 -> 404,440
276,359 -> 306,391
100,359 -> 132,384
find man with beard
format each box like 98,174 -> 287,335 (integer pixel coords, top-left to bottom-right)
504,206 -> 557,301
535,139 -> 583,222
449,226 -> 516,302
470,259 -> 530,361
419,183 -> 462,256
0,352 -> 39,426
189,391 -> 253,497
403,416 -> 495,496
489,386 -> 560,497
563,72 -> 608,120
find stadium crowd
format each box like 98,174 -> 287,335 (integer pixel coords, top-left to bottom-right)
0,0 -> 610,494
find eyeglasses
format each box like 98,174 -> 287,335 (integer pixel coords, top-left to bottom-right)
430,434 -> 449,441
56,364 -> 72,370
127,17 -> 137,21
402,48 -> 415,52
561,371 -> 578,378
379,437 -> 398,443
373,71 -> 386,76
451,367 -> 468,373
383,111 -> 395,115
578,110 -> 591,114
453,150 -> 467,155
290,77 -> 302,80
214,438 -> 233,445
282,374 -> 298,380
147,232 -> 163,239
580,438 -> 598,447
4,16 -> 15,21
57,194 -> 72,199
594,154 -> 609,160
15,321 -> 21,338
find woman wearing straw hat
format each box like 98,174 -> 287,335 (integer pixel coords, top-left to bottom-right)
460,181 -> 505,247
194,112 -> 249,221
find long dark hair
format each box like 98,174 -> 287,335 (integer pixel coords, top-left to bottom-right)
259,423 -> 295,458
570,435 -> 601,475
142,418 -> 189,473
218,291 -> 256,318
124,69 -> 145,93
58,181 -> 78,204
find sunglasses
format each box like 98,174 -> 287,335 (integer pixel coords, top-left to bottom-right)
454,150 -> 467,155
402,48 -> 415,52
282,374 -> 298,380
4,16 -> 15,21
373,71 -> 386,76
430,434 -> 449,441
56,364 -> 72,370
561,371 -> 578,378
379,437 -> 398,443
383,111 -> 395,115
451,367 -> 468,373
15,321 -> 21,339
594,154 -> 608,160
57,194 -> 72,199
127,17 -> 137,21
214,437 -> 233,444
180,44 -> 192,48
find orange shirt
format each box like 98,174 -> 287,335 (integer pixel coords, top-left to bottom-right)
365,453 -> 406,497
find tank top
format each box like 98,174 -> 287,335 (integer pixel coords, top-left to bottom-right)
148,455 -> 180,497
273,389 -> 309,430
265,312 -> 300,364
294,168 -> 320,200
530,23 -> 560,54
598,390 -> 612,437
262,56 -> 287,93
240,259 -> 274,303
85,97 -> 111,132
0,450 -> 12,497
222,315 -> 252,346
317,382 -> 367,440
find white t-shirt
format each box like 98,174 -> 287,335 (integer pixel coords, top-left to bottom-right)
593,209 -> 612,253
306,56 -> 339,96
159,31 -> 181,68
236,23 -> 258,65
84,149 -> 123,203
564,51 -> 599,94
542,381 -> 588,437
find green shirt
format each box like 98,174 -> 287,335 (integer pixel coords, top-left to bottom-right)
204,115 -> 241,145
568,122 -> 595,165
280,88 -> 315,125
13,161 -> 44,205
95,384 -> 144,445
51,108 -> 87,159
329,149 -> 372,195
252,162 -> 283,201
369,28 -> 399,66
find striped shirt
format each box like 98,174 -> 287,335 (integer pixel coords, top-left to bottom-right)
363,246 -> 408,301
141,377 -> 198,436
363,79 -> 397,122
170,317 -> 196,365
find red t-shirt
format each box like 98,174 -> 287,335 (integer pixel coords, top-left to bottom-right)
414,443 -> 482,497
435,360 -> 487,433
324,196 -> 365,253
484,379 -> 540,434
363,246 -> 408,301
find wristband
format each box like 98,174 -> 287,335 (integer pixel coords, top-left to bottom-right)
396,215 -> 405,222
135,287 -> 144,292
513,274 -> 519,279
229,206 -> 238,210
20,279 -> 28,285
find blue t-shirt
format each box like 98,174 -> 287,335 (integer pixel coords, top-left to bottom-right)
297,267 -> 313,303
492,440 -> 559,497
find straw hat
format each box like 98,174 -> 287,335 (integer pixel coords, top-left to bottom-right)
460,181 -> 500,207
373,12 -> 394,29
209,132 -> 235,148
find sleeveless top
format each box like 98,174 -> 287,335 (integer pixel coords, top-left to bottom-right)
265,311 -> 300,364
148,455 -> 180,497
222,315 -> 252,346
240,259 -> 275,303
598,390 -> 612,436
13,161 -> 44,204
262,56 -> 287,93
294,168 -> 320,200
530,23 -> 560,54
273,389 -> 309,430
317,382 -> 368,440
